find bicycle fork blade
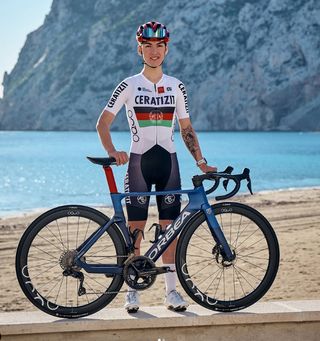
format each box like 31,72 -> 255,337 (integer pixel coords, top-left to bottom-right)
203,206 -> 235,262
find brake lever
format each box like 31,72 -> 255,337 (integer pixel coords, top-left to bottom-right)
221,166 -> 234,191
243,168 -> 253,195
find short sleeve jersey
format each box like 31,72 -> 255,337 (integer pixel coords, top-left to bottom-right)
104,72 -> 190,154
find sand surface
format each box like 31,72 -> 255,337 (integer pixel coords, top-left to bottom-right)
1,188 -> 319,312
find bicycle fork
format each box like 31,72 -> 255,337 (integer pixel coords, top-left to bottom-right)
202,203 -> 235,262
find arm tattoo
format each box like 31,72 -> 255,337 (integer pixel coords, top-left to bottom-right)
181,125 -> 200,157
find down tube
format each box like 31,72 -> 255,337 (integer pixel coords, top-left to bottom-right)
145,207 -> 198,263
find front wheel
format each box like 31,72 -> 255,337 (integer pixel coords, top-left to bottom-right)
176,202 -> 279,312
16,205 -> 127,318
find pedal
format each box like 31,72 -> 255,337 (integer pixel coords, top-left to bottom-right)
155,266 -> 174,275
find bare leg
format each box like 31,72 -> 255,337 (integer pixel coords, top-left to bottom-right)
159,219 -> 175,263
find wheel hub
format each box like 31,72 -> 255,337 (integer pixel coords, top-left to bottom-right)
212,245 -> 237,268
59,250 -> 78,270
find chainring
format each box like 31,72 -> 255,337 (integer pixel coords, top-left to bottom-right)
123,256 -> 157,290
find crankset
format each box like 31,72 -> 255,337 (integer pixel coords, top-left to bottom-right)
123,256 -> 172,290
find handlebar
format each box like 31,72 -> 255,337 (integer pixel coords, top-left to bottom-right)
192,166 -> 253,200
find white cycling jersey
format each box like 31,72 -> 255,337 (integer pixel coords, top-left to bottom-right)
105,72 -> 190,154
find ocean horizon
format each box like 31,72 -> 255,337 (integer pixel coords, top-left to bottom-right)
1,131 -> 319,216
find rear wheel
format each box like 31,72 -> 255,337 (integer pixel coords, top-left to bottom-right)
16,205 -> 126,318
176,203 -> 279,311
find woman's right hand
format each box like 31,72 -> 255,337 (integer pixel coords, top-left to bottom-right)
108,150 -> 129,166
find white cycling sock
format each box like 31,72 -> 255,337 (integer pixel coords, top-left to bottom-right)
164,263 -> 176,295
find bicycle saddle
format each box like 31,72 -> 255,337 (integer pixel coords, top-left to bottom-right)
87,156 -> 117,166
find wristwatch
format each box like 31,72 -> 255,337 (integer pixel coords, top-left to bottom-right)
196,158 -> 207,167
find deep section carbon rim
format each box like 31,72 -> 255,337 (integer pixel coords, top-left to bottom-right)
176,203 -> 279,311
16,205 -> 126,318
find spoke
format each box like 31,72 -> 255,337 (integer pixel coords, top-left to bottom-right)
30,263 -> 60,280
238,247 -> 269,257
234,265 -> 255,290
188,260 -> 215,278
186,258 -> 213,268
83,279 -> 100,299
237,253 -> 269,261
76,216 -> 80,249
237,236 -> 267,253
35,233 -> 64,252
223,267 -> 226,301
204,267 -> 223,294
26,260 -> 56,270
67,216 -> 69,250
234,214 -> 243,249
45,274 -> 64,297
54,276 -> 64,305
234,266 -> 246,296
83,219 -> 92,243
56,219 -> 67,251
235,228 -> 261,250
213,268 -> 223,298
188,242 -> 214,256
30,245 -> 60,261
66,276 -> 68,306
233,266 -> 236,300
28,255 -> 57,262
36,272 -> 63,291
185,253 -> 213,259
45,224 -> 65,250
85,274 -> 109,289
192,231 -> 215,247
196,266 -> 222,287
232,218 -> 252,248
236,256 -> 268,271
229,213 -> 232,245
88,245 -> 115,257
234,264 -> 262,282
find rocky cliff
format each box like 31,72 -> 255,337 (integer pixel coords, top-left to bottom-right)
1,0 -> 320,131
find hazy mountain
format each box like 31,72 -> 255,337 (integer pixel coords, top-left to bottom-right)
1,0 -> 319,131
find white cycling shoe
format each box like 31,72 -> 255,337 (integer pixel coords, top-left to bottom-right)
164,290 -> 189,312
124,290 -> 140,313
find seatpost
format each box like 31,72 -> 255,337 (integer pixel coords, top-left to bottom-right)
103,166 -> 118,193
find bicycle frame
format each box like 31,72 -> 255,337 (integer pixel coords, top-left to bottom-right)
75,166 -> 234,274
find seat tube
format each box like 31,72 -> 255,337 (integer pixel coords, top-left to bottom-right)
202,204 -> 234,261
103,166 -> 118,193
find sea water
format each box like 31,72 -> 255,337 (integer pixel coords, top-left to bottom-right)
0,131 -> 319,215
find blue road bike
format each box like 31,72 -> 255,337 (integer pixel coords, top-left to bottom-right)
16,157 -> 279,318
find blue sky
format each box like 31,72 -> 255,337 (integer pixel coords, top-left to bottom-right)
0,0 -> 52,97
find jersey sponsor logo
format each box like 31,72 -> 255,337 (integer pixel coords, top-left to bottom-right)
166,87 -> 172,91
124,173 -> 131,204
107,81 -> 128,108
157,86 -> 165,94
133,106 -> 175,128
138,87 -> 152,93
128,110 -> 140,142
164,194 -> 175,205
137,196 -> 147,205
178,83 -> 189,114
135,95 -> 175,106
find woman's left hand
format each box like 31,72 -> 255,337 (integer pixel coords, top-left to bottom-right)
198,164 -> 217,173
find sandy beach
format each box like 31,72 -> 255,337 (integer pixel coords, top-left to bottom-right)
1,187 -> 319,313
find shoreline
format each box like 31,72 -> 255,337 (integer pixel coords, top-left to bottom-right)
1,185 -> 320,219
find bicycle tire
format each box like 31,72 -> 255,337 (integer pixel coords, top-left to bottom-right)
176,202 -> 279,312
16,205 -> 127,318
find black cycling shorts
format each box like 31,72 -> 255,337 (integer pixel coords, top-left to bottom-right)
124,144 -> 181,221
